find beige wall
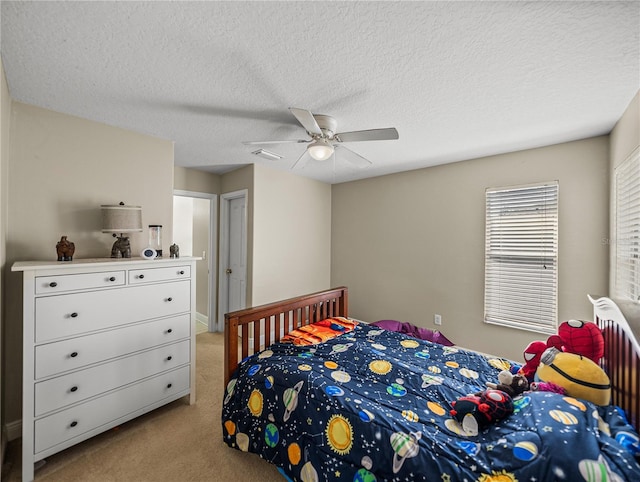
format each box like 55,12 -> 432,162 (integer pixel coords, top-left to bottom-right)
3,103 -> 175,426
0,58 -> 11,459
174,164 -> 332,318
610,91 -> 639,170
251,163 -> 332,306
331,136 -> 609,361
176,164 -> 332,317
174,165 -> 220,194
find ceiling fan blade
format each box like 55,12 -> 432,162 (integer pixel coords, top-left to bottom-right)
289,107 -> 323,136
335,145 -> 372,168
242,139 -> 309,145
335,127 -> 399,143
291,149 -> 311,170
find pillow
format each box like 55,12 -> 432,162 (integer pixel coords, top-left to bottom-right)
370,319 -> 404,331
415,327 -> 454,346
371,320 -> 454,346
281,317 -> 356,345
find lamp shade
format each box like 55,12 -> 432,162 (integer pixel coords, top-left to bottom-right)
308,139 -> 334,161
101,204 -> 143,233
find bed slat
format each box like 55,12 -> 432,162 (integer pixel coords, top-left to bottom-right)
224,287 -> 349,385
590,295 -> 640,434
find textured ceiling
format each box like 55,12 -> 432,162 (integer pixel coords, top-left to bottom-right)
1,1 -> 639,184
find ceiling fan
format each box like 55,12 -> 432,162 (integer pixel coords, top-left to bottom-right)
242,107 -> 399,169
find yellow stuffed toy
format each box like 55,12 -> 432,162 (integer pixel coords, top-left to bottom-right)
536,347 -> 611,406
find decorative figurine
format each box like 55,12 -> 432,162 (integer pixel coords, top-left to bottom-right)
111,235 -> 132,258
170,243 -> 180,258
56,236 -> 75,261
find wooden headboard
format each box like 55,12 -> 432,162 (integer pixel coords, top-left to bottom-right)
589,295 -> 640,433
224,287 -> 348,385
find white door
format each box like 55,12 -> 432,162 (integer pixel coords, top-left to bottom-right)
219,190 -> 248,330
227,196 -> 247,313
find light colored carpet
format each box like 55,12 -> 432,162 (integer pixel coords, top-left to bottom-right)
2,332 -> 284,481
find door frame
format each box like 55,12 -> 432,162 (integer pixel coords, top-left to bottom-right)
173,190 -> 218,332
218,189 -> 248,332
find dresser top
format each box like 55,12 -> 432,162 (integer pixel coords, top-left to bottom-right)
12,257 -> 201,272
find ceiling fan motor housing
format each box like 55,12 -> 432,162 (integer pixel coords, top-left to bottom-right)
312,114 -> 338,139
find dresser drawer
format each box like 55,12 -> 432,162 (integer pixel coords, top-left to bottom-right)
34,314 -> 190,379
34,365 -> 190,454
35,271 -> 125,294
35,339 -> 190,416
35,280 -> 190,342
129,265 -> 191,284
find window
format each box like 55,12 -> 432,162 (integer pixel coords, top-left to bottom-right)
484,182 -> 559,334
615,147 -> 640,301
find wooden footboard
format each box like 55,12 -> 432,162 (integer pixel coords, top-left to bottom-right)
224,287 -> 348,385
589,295 -> 640,433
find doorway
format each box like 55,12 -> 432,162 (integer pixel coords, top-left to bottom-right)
173,190 -> 218,332
218,189 -> 248,331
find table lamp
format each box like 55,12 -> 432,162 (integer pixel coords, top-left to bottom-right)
101,202 -> 143,258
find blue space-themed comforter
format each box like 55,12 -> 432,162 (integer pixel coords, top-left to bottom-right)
222,322 -> 640,481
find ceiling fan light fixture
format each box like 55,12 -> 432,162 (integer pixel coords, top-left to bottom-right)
308,139 -> 334,161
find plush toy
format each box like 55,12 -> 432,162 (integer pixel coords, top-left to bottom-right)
546,319 -> 604,364
450,389 -> 514,436
520,340 -> 549,382
519,320 -> 605,382
536,347 -> 611,405
485,370 -> 529,398
529,381 -> 566,395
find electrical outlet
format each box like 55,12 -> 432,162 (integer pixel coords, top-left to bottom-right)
434,314 -> 442,325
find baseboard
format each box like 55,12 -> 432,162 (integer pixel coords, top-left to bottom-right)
5,419 -> 21,442
1,425 -> 6,467
195,312 -> 208,325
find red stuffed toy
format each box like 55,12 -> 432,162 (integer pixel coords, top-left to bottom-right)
518,320 -> 604,382
546,319 -> 604,364
520,340 -> 549,382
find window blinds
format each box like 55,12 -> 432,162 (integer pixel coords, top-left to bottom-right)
484,182 -> 558,333
615,147 -> 640,301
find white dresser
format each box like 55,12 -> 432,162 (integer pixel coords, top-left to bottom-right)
12,257 -> 198,481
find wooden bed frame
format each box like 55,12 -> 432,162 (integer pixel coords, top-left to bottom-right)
589,295 -> 640,432
224,286 -> 348,386
224,287 -> 640,433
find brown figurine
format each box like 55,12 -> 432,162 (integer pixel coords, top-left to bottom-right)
111,236 -> 132,258
56,236 -> 75,261
170,243 -> 180,258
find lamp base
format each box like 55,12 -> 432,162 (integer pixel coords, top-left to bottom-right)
110,236 -> 132,258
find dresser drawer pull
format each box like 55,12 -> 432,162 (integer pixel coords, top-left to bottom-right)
108,276 -> 116,282
138,274 -> 145,279
70,312 -> 78,318
70,386 -> 78,392
70,351 -> 78,358
166,297 -> 173,302
167,383 -> 172,389
166,328 -> 173,334
70,421 -> 78,428
49,281 -> 58,288
178,270 -> 185,275
166,356 -> 172,361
